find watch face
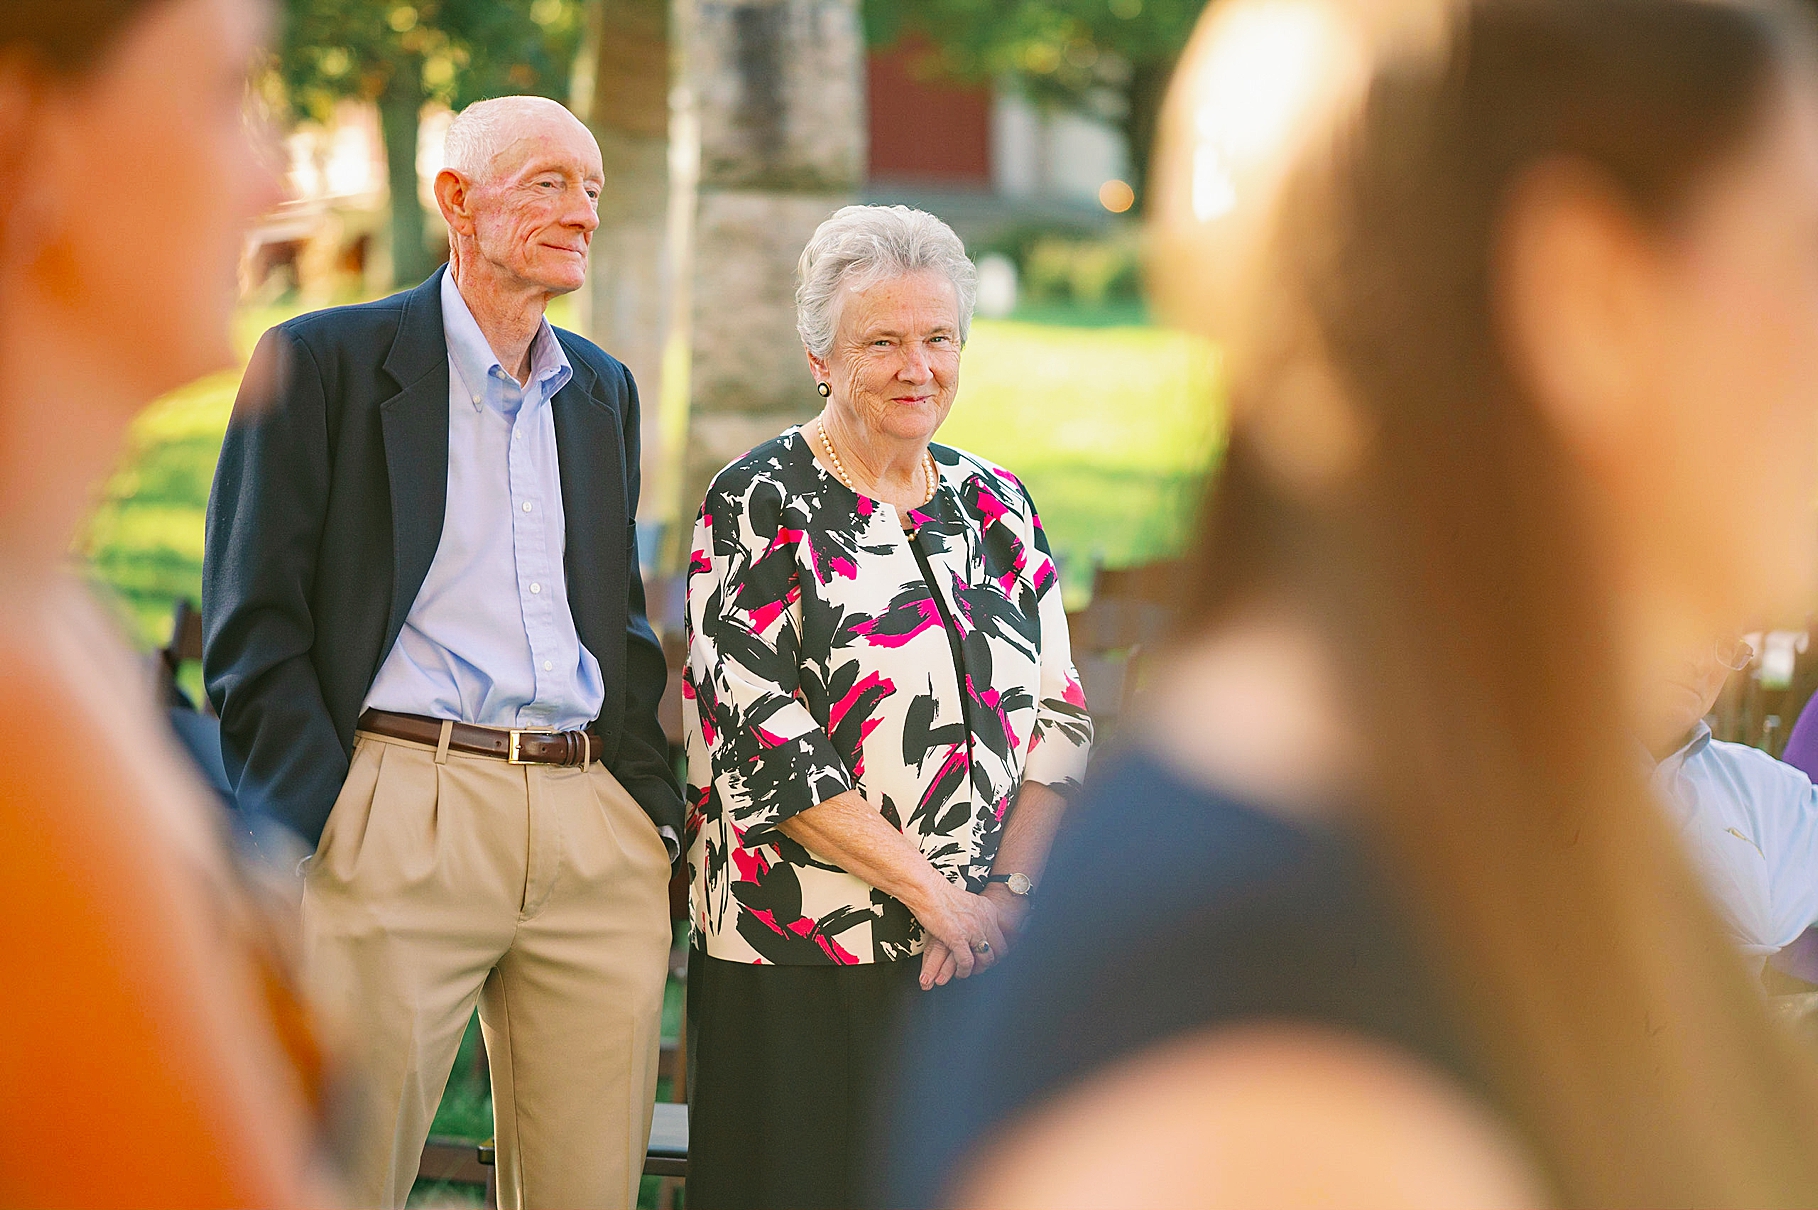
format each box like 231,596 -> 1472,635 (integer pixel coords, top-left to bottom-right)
1007,872 -> 1033,896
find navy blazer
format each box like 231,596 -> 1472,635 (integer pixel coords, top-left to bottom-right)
202,268 -> 683,848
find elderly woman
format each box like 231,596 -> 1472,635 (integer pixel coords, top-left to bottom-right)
682,204 -> 1092,1208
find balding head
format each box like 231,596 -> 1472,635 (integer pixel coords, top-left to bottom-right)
434,94 -> 604,303
443,95 -> 595,184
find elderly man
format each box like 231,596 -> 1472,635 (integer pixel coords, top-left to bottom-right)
203,96 -> 679,1209
1640,638 -> 1818,966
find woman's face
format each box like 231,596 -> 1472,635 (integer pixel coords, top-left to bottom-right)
8,0 -> 279,401
1645,75 -> 1818,630
1510,70 -> 1818,644
811,269 -> 963,446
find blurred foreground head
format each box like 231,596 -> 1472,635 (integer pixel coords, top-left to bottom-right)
0,0 -> 277,393
0,0 -> 279,559
0,6 -> 323,1208
1151,0 -> 1818,1202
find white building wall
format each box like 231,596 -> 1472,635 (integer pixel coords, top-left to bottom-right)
1045,109 -> 1127,205
989,89 -> 1128,206
991,91 -> 1042,199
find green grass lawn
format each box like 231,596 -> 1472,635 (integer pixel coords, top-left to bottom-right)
83,306 -> 1223,646
940,317 -> 1223,601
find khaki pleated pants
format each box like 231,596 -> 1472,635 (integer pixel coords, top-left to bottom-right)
302,730 -> 673,1209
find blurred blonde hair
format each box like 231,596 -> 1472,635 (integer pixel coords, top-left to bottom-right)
1154,0 -> 1818,1202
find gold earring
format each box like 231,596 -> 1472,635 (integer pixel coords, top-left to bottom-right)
817,382 -> 831,397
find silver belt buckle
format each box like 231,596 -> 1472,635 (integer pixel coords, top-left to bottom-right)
507,727 -> 558,764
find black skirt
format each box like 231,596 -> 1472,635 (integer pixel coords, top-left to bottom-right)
686,948 -> 922,1210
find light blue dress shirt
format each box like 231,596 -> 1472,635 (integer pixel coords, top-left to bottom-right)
362,271 -> 606,731
1652,721 -> 1818,956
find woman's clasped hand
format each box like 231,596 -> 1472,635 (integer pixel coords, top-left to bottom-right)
909,874 -> 1012,987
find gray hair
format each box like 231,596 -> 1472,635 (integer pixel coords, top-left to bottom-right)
795,205 -> 978,357
443,95 -> 577,182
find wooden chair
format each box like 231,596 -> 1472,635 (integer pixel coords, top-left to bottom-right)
644,573 -> 688,646
643,1103 -> 689,1179
1090,558 -> 1189,609
1064,559 -> 1186,737
155,598 -> 236,810
659,628 -> 688,753
155,598 -> 209,712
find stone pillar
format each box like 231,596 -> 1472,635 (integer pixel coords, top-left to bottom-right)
667,0 -> 866,553
575,0 -> 674,546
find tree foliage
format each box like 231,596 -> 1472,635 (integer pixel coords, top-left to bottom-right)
279,0 -> 587,284
863,0 -> 1208,198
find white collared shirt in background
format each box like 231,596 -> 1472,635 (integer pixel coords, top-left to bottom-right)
1653,721 -> 1818,956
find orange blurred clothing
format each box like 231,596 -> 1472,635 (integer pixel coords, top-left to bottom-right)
0,573 -> 327,1208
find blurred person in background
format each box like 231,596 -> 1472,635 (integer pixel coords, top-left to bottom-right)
883,0 -> 1818,1205
1640,635 -> 1818,967
0,0 -> 327,1206
683,203 -> 1092,1208
204,95 -> 680,1209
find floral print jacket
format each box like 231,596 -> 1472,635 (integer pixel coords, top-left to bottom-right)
684,428 -> 1093,965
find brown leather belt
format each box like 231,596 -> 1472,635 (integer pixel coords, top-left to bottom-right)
357,709 -> 600,768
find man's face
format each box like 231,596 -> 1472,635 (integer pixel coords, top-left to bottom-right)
465,113 -> 603,294
1640,640 -> 1747,759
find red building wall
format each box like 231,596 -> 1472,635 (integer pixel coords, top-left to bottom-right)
866,42 -> 992,186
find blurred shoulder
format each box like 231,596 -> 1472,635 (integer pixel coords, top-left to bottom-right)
1703,738 -> 1814,793
274,282 -> 417,354
953,1023 -> 1544,1209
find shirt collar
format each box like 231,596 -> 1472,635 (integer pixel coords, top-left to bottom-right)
1654,718 -> 1714,780
440,269 -> 573,414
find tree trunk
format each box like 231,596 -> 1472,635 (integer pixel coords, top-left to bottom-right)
1123,54 -> 1174,204
380,72 -> 433,288
578,0 -> 676,562
674,0 -> 865,561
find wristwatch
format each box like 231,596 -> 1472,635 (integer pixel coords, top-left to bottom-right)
987,872 -> 1035,897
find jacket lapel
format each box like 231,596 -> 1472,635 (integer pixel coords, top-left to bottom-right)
549,343 -> 624,668
378,268 -> 452,657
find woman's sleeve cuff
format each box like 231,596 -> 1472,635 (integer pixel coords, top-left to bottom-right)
721,729 -> 854,848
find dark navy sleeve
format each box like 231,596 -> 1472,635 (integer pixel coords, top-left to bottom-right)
874,747 -> 1479,1208
202,326 -> 348,847
603,360 -> 687,846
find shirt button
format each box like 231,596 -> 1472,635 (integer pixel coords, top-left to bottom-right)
530,582 -> 541,594
512,431 -> 520,441
543,660 -> 554,671
522,501 -> 533,512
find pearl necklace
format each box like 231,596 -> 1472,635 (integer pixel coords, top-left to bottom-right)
814,421 -> 937,510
